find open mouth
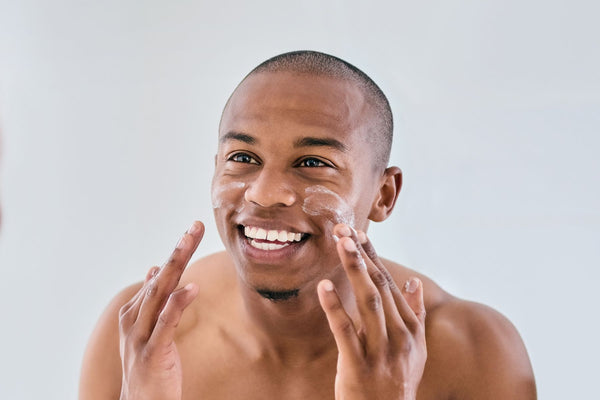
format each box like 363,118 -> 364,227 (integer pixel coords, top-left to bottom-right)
239,225 -> 310,251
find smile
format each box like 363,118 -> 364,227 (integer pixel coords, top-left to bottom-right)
242,225 -> 308,251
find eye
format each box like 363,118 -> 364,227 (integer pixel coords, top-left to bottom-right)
298,157 -> 330,168
228,152 -> 259,164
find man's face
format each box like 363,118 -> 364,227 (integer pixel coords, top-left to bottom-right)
212,71 -> 383,294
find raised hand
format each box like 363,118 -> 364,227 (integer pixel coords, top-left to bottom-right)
118,221 -> 204,400
317,224 -> 427,400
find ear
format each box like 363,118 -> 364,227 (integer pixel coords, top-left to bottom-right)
368,166 -> 402,222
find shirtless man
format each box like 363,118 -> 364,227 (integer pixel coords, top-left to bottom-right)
80,51 -> 536,399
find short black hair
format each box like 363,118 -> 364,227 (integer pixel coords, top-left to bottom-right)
227,50 -> 394,169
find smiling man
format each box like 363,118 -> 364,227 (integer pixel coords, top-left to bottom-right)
80,51 -> 536,400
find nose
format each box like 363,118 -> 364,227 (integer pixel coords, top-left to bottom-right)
244,168 -> 296,208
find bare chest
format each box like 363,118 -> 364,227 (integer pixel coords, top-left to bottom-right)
180,346 -> 337,400
177,340 -> 449,400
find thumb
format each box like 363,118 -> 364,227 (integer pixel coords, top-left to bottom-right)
403,277 -> 426,325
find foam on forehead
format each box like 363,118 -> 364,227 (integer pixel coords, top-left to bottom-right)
301,185 -> 355,228
211,181 -> 246,209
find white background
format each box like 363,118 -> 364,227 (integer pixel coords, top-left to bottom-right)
1,1 -> 598,398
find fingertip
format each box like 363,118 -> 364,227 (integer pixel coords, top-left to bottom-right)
317,279 -> 340,312
403,277 -> 426,323
145,266 -> 160,282
404,277 -> 421,294
341,236 -> 357,252
333,223 -> 352,238
356,230 -> 367,244
187,220 -> 205,236
167,283 -> 199,310
318,279 -> 335,293
184,282 -> 199,296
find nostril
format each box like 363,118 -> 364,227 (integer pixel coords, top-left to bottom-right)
244,182 -> 296,207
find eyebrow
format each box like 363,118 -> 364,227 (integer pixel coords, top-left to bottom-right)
220,131 -> 348,153
294,137 -> 348,152
220,131 -> 256,145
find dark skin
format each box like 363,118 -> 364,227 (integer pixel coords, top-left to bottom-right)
80,71 -> 536,399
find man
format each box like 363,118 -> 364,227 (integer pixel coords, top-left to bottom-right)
80,51 -> 536,399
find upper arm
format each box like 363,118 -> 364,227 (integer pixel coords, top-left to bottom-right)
453,302 -> 536,399
423,301 -> 536,399
79,283 -> 142,400
463,304 -> 536,399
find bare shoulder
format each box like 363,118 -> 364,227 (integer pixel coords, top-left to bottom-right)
79,251 -> 234,400
425,297 -> 536,399
181,250 -> 236,287
79,281 -> 143,400
174,250 -> 239,332
382,259 -> 537,399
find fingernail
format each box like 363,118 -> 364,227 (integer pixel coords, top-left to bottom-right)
357,231 -> 367,244
176,235 -> 187,249
405,278 -> 420,294
188,222 -> 200,235
332,234 -> 339,243
338,225 -> 352,237
321,280 -> 335,292
342,238 -> 357,252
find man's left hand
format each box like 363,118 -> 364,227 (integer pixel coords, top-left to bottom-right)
317,224 -> 427,400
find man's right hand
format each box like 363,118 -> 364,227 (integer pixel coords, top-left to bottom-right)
117,221 -> 204,400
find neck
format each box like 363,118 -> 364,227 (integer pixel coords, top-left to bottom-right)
236,270 -> 356,364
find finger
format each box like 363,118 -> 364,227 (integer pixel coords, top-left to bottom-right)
147,282 -> 199,349
365,248 -> 421,337
119,266 -> 161,329
317,280 -> 363,363
145,266 -> 161,282
351,230 -> 413,344
379,275 -> 424,347
356,231 -> 382,267
354,229 -> 399,294
336,225 -> 398,325
355,230 -> 400,292
334,225 -> 381,271
402,277 -> 426,330
135,221 -> 205,338
335,226 -> 403,323
348,229 -> 421,343
335,235 -> 388,351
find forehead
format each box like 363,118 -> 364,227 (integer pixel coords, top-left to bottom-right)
219,71 -> 374,144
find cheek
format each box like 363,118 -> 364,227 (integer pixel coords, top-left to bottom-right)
211,181 -> 247,212
301,185 -> 356,228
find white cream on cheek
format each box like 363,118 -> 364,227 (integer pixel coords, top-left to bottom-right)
302,185 -> 356,228
211,181 -> 246,209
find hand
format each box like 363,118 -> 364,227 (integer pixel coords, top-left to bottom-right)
118,221 -> 204,400
317,224 -> 427,400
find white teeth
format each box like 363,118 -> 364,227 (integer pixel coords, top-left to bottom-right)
267,230 -> 278,241
278,231 -> 288,242
250,240 -> 288,250
255,228 -> 267,240
243,225 -> 305,247
269,242 -> 284,250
